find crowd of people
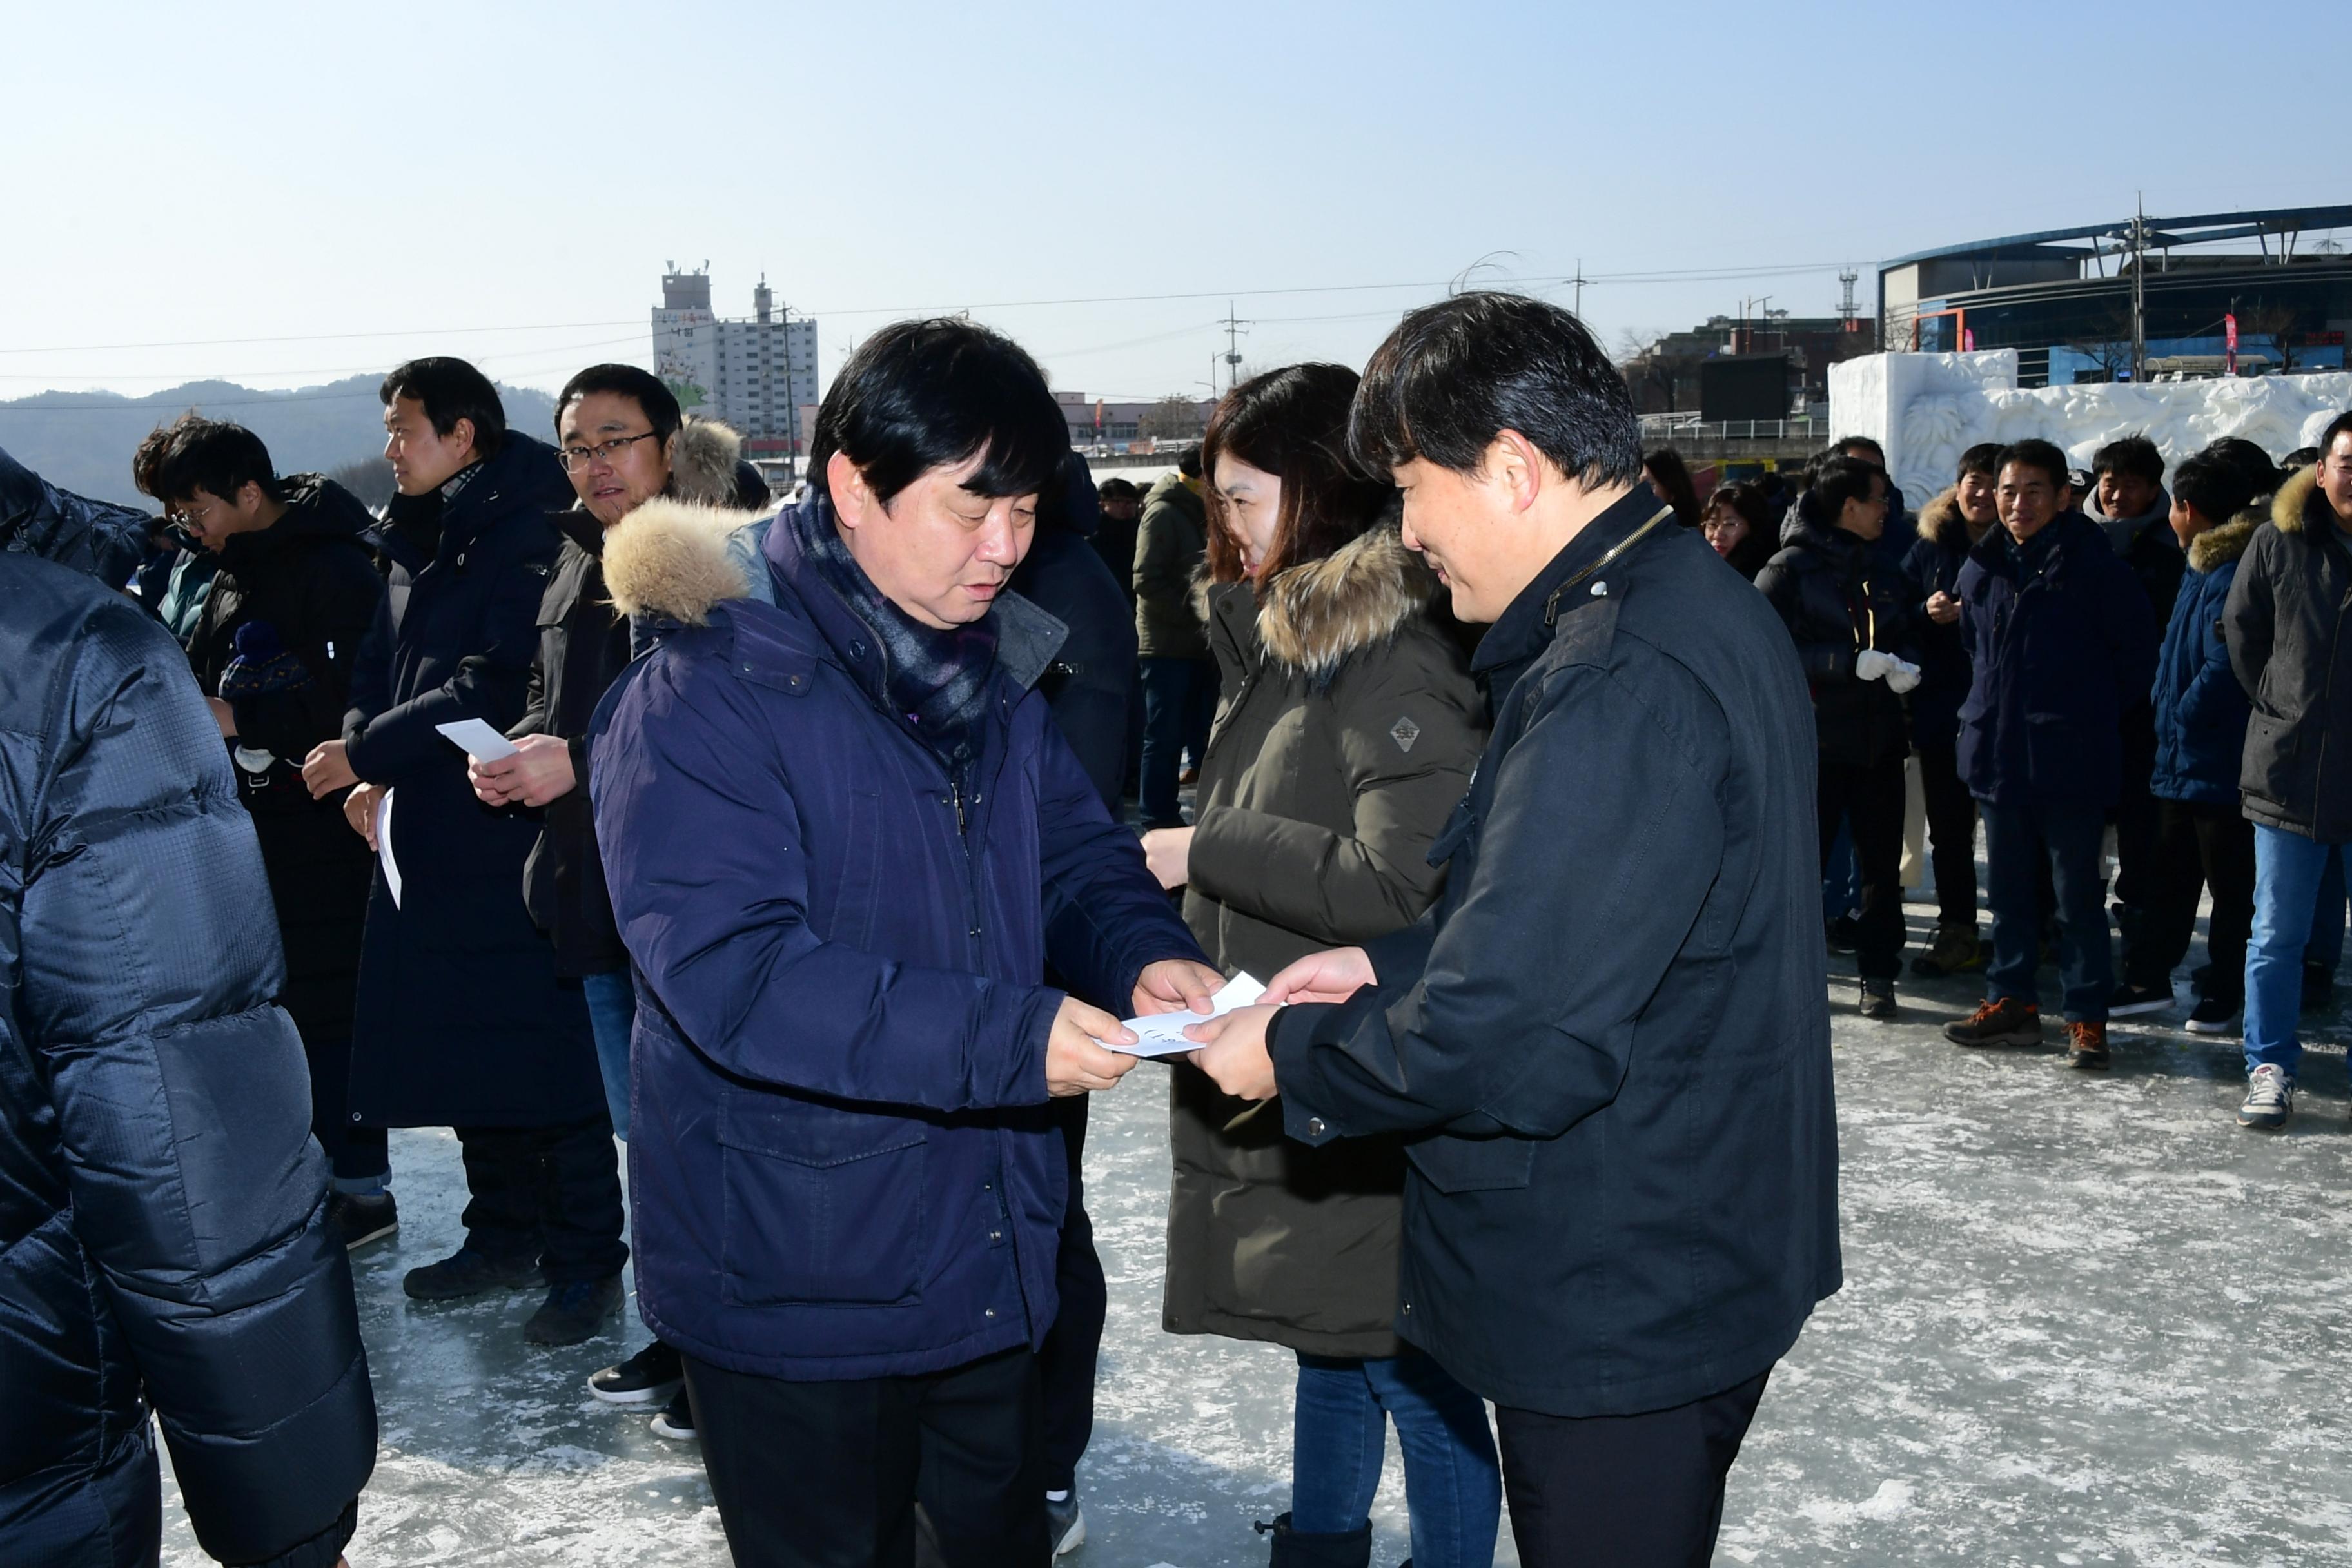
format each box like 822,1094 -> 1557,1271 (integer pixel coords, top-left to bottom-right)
0,281 -> 2339,1568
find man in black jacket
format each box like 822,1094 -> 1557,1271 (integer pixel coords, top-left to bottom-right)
1190,293 -> 1840,1568
138,415 -> 398,1252
2,545 -> 375,1568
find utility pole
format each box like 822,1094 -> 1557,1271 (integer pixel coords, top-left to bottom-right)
2129,197 -> 2148,384
1838,266 -> 1859,329
1220,301 -> 1250,395
1573,258 -> 1585,320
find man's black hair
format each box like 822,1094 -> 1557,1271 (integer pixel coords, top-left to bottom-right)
2092,433 -> 2164,484
1812,455 -> 1885,524
2319,413 -> 2352,461
1957,442 -> 2004,480
1834,435 -> 1886,465
1097,476 -> 1141,500
807,318 -> 1066,506
2170,452 -> 2255,525
142,412 -> 281,506
1176,445 -> 1203,480
1348,291 -> 1641,489
1996,438 -> 2071,490
2202,437 -> 2278,500
554,362 -> 683,447
2284,445 -> 2322,473
381,356 -> 506,458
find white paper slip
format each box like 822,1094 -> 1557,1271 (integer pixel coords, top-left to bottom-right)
1101,973 -> 1269,1058
435,718 -> 518,761
376,788 -> 402,908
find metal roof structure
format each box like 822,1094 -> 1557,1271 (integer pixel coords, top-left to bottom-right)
1883,206 -> 2352,270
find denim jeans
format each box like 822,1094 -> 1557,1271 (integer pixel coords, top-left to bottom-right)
1292,1350 -> 1502,1568
2308,848 -> 2347,970
1982,799 -> 2112,1020
1138,656 -> 1214,827
2246,825 -> 2346,1081
582,968 -> 635,1142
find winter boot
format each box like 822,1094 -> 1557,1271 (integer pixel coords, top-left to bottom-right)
2062,1020 -> 2110,1071
1255,1513 -> 1373,1568
1910,924 -> 1983,977
1944,997 -> 2042,1048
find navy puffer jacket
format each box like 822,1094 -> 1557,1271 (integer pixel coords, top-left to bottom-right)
0,554 -> 374,1567
2150,515 -> 2257,805
590,497 -> 1204,1380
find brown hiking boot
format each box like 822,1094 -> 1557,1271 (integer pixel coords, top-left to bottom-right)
1944,997 -> 2043,1048
1911,925 -> 1983,977
2063,1020 -> 2110,1070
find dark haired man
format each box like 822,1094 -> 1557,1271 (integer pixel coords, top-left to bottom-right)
1943,439 -> 2155,1068
2222,412 -> 2352,1129
138,414 -> 396,1250
2088,433 -> 2184,1018
1905,442 -> 2004,976
300,357 -> 627,1346
591,317 -> 1217,1564
467,364 -> 749,1422
1189,292 -> 1840,1568
1758,455 -> 1920,1017
1133,446 -> 1215,827
1091,475 -> 1143,602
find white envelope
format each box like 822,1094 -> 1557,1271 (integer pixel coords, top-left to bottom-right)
376,788 -> 401,908
1100,973 -> 1270,1058
435,718 -> 518,761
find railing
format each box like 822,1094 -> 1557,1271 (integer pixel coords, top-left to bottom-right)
1637,413 -> 1831,444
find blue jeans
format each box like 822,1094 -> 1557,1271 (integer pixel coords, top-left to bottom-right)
2307,850 -> 2347,970
1138,656 -> 1214,827
1292,1350 -> 1501,1568
1983,799 -> 2111,1021
2246,826 -> 2346,1081
582,968 -> 635,1142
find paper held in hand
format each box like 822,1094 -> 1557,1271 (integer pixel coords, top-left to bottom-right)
375,788 -> 401,909
1101,973 -> 1269,1058
434,718 -> 518,761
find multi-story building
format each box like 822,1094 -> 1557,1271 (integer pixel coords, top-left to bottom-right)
651,266 -> 819,463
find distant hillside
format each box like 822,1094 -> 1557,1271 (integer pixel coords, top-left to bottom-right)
0,375 -> 560,508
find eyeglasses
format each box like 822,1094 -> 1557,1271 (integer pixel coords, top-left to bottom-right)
557,431 -> 661,471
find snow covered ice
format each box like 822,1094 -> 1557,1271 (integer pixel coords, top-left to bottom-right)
162,893 -> 2352,1566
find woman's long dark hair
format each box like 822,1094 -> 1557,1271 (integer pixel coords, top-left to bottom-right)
1202,364 -> 1395,589
1643,446 -> 1703,528
1707,481 -> 1776,580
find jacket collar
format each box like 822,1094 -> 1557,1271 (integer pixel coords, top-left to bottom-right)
1916,485 -> 1990,552
2188,513 -> 2258,574
1473,485 -> 1667,677
1969,509 -> 2100,579
1255,520 -> 1436,680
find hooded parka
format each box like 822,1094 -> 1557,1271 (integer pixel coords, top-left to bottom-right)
2151,513 -> 2257,805
1901,485 -> 1989,746
1754,496 -> 1919,768
1163,525 -> 1485,1358
1,553 -> 375,1568
2225,467 -> 2352,842
342,433 -> 607,1127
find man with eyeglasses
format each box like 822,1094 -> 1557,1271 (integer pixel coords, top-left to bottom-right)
467,364 -> 754,1409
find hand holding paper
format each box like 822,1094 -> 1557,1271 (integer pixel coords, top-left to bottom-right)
1099,974 -> 1271,1058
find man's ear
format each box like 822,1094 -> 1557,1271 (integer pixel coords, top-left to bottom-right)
1488,430 -> 1545,514
448,416 -> 477,466
828,451 -> 869,530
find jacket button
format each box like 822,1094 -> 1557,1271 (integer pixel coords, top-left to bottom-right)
1307,1117 -> 1328,1137
985,1308 -> 997,1318
990,1230 -> 1002,1242
350,1112 -> 362,1122
1402,1301 -> 1412,1314
850,640 -> 867,659
983,1182 -> 992,1192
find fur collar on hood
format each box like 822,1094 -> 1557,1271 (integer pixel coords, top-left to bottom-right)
1255,522 -> 1438,679
2189,513 -> 2259,574
1916,485 -> 1988,551
602,498 -> 755,625
671,418 -> 747,509
2273,466 -> 2323,535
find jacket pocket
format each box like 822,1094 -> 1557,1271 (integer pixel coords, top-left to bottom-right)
716,1091 -> 928,1306
2022,712 -> 2088,787
1406,1131 -> 1537,1193
2242,709 -> 2300,804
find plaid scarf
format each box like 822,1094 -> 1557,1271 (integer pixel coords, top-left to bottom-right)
789,495 -> 999,749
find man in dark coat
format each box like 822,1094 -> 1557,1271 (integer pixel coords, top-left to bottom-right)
1757,457 -> 1921,1017
591,318 -> 1218,1565
2089,434 -> 2185,1016
1941,439 -> 2157,1070
1,546 -> 375,1568
2222,413 -> 2352,1130
300,357 -> 624,1347
1191,293 -> 1841,1568
1903,444 -> 2003,977
138,415 -> 397,1253
1133,449 -> 1217,827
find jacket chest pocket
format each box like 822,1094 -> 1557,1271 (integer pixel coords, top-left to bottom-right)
716,1092 -> 930,1307
1406,1132 -> 1536,1193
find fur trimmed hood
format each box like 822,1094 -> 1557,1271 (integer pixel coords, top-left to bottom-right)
1256,522 -> 1439,678
2274,465 -> 2321,534
602,497 -> 754,625
671,418 -> 745,508
1916,484 -> 1990,551
2189,513 -> 2259,574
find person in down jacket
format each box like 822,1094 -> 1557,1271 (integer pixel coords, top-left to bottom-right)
588,318 -> 1217,1565
1,549 -> 375,1568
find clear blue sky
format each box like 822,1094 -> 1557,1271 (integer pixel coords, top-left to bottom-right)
3,0 -> 2340,402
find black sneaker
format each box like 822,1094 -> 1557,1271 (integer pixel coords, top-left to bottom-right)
402,1246 -> 544,1302
327,1191 -> 398,1252
589,1340 -> 683,1406
525,1275 -> 624,1347
1859,978 -> 1896,1019
1825,916 -> 1859,955
649,1385 -> 697,1442
2108,982 -> 2172,1018
2184,995 -> 2241,1035
2302,960 -> 2336,1012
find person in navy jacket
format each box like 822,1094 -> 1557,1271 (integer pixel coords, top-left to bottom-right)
591,318 -> 1216,1566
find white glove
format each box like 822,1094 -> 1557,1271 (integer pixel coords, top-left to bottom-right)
1883,657 -> 1922,696
1854,649 -> 1896,683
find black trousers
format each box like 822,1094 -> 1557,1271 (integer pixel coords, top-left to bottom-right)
303,1033 -> 387,1184
1916,741 -> 1981,931
1037,1097 -> 1105,1494
2111,706 -> 2162,985
2141,797 -> 2257,1003
453,1115 -> 627,1286
1817,756 -> 1908,979
1497,1369 -> 1770,1568
685,1346 -> 1050,1568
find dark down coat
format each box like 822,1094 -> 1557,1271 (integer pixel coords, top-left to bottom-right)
1754,498 -> 1919,767
2226,467 -> 2352,843
343,433 -> 606,1128
1164,524 -> 1485,1358
591,496 -> 1205,1380
0,553 -> 374,1568
2150,514 -> 2257,806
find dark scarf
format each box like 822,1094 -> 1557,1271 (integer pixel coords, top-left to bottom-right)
787,495 -> 999,748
